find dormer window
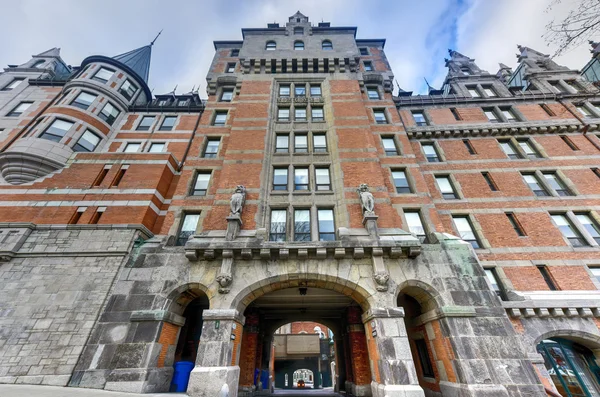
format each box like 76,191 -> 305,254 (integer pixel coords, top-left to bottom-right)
294,41 -> 304,51
467,86 -> 480,98
178,99 -> 189,107
482,86 -> 497,97
322,40 -> 333,50
294,27 -> 304,35
157,99 -> 169,106
266,41 -> 276,51
460,67 -> 471,75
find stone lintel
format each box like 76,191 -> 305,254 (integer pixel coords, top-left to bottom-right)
412,306 -> 477,326
130,310 -> 185,326
361,307 -> 405,323
202,309 -> 245,325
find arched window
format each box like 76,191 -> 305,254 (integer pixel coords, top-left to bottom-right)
266,41 -> 276,51
322,40 -> 333,50
294,41 -> 304,51
294,27 -> 304,35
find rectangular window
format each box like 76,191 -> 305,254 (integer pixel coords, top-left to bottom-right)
275,135 -> 289,153
551,214 -> 588,247
422,143 -> 440,162
192,172 -> 211,196
294,135 -> 308,153
484,109 -> 499,123
393,170 -> 412,194
452,216 -> 480,248
231,49 -> 240,57
2,78 -> 25,91
40,119 -> 73,142
593,168 -> 600,179
7,101 -> 33,117
278,108 -> 290,121
68,207 -> 86,225
450,107 -> 462,121
149,143 -> 165,153
213,111 -> 227,126
537,265 -> 558,290
73,130 -> 101,152
315,168 -> 331,190
310,85 -> 321,97
92,166 -> 110,187
405,211 -> 426,242
463,139 -> 476,155
543,172 -> 573,196
367,88 -> 380,100
279,85 -> 290,97
295,108 -> 307,121
295,85 -> 306,97
576,105 -> 593,119
203,138 -> 220,158
159,116 -> 177,131
220,88 -> 234,102
313,134 -> 327,153
124,142 -> 141,153
382,137 -> 399,156
575,213 -> 600,244
226,63 -> 236,73
506,213 -> 526,236
364,61 -> 373,71
89,207 -> 105,225
467,87 -> 480,97
311,107 -> 324,121
71,91 -> 97,110
589,267 -> 600,283
415,339 -> 434,378
359,48 -> 369,56
522,173 -> 549,196
483,86 -> 497,97
118,79 -> 138,100
374,110 -> 387,124
540,103 -> 556,116
109,165 -> 128,187
270,209 -> 287,242
482,172 -> 498,191
499,140 -> 522,159
92,67 -> 114,83
517,139 -> 541,159
549,81 -> 567,94
273,168 -> 288,190
176,213 -> 200,246
560,135 -> 579,150
501,108 -> 519,122
99,102 -> 119,126
412,111 -> 427,126
317,209 -> 335,241
436,176 -> 457,199
484,268 -> 505,299
294,209 -> 311,241
137,116 -> 155,131
294,168 -> 309,190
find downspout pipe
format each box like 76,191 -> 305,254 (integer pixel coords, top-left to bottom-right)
177,107 -> 203,172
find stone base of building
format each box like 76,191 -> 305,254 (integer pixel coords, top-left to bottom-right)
346,381 -> 372,396
187,366 -> 240,397
371,382 -> 424,397
72,367 -> 173,393
438,381 -> 540,397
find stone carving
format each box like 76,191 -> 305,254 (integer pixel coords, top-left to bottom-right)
229,185 -> 246,216
216,273 -> 233,294
357,184 -> 375,214
373,271 -> 390,292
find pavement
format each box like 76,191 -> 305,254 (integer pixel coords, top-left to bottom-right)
0,385 -> 187,397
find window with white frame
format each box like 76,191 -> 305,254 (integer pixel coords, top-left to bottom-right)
92,67 -> 114,83
374,110 -> 387,124
149,143 -> 165,153
71,91 -> 97,110
499,140 -> 522,159
311,107 -> 324,121
484,109 -> 500,123
435,176 -> 457,199
367,88 -> 380,100
294,134 -> 308,152
278,108 -> 290,121
276,134 -> 289,153
382,137 -> 399,156
279,85 -> 290,97
213,111 -> 227,126
522,173 -> 550,196
203,138 -> 220,158
412,111 -> 427,126
40,119 -> 73,142
191,172 -> 211,196
73,130 -> 101,152
517,139 -> 541,159
313,134 -> 327,152
220,88 -> 234,102
452,216 -> 480,248
542,172 -> 573,196
295,107 -> 307,121
124,142 -> 141,153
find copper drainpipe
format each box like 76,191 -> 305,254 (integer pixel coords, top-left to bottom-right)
177,106 -> 203,172
557,98 -> 600,152
0,83 -> 67,153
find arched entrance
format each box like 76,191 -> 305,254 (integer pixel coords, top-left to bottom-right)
237,287 -> 370,395
537,338 -> 600,397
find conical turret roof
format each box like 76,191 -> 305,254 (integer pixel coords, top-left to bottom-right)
112,45 -> 152,83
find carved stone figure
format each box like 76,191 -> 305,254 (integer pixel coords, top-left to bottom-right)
229,185 -> 246,216
216,273 -> 233,294
373,271 -> 390,292
357,184 -> 375,214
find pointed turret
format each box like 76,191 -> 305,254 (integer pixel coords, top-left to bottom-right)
516,45 -> 550,63
589,40 -> 600,56
112,45 -> 152,83
444,48 -> 487,76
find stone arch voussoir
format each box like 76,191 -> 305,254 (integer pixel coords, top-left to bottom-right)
163,281 -> 211,316
395,279 -> 444,312
534,328 -> 600,350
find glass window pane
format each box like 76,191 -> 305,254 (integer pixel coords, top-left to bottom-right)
280,86 -> 290,96
124,143 -> 140,153
270,209 -> 287,241
393,171 -> 410,193
468,88 -> 480,97
273,168 -> 288,190
149,143 -> 165,153
161,116 -> 177,130
294,168 -> 309,190
313,135 -> 326,151
435,177 -> 452,193
93,67 -> 114,82
576,214 -> 600,238
405,212 -> 425,237
276,135 -> 289,152
177,213 -> 200,246
295,108 -> 307,120
318,209 -> 335,240
315,168 -> 330,190
412,112 -> 426,125
73,92 -> 96,109
278,108 -> 290,120
382,138 -> 397,154
295,135 -> 307,151
310,86 -> 321,96
138,116 -> 155,130
73,130 -> 100,152
195,174 -> 210,189
453,216 -> 479,247
312,108 -> 324,120
214,112 -> 227,125
294,209 -> 311,241
422,144 -> 439,161
295,86 -> 306,96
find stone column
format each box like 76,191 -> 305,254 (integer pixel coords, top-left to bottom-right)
361,307 -> 425,397
347,307 -> 373,396
187,309 -> 244,397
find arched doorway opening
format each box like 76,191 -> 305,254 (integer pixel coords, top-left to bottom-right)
166,287 -> 209,392
537,338 -> 600,397
398,285 -> 450,396
236,286 -> 372,395
293,369 -> 314,388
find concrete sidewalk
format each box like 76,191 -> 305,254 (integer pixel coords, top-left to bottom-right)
0,384 -> 188,397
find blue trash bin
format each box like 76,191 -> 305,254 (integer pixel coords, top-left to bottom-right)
170,361 -> 195,392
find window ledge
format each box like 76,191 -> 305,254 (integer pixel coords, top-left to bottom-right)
270,191 -> 289,195
315,191 -> 334,195
292,191 -> 313,195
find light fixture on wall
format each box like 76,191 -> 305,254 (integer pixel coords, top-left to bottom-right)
299,287 -> 307,296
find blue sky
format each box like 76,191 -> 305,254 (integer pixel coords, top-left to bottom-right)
0,0 -> 586,95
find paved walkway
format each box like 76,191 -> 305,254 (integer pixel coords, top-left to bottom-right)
273,388 -> 339,396
0,385 -> 187,397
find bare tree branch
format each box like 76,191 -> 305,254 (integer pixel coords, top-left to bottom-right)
544,0 -> 600,56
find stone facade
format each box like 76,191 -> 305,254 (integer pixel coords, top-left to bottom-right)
0,10 -> 600,397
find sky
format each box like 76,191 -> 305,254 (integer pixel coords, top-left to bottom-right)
0,0 -> 589,95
